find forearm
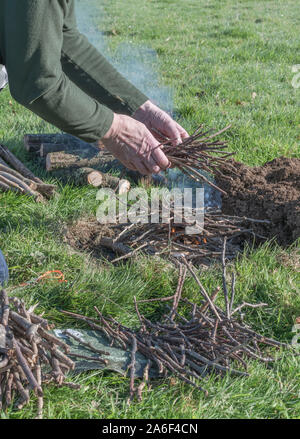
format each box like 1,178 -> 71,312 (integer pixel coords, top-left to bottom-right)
61,5 -> 148,115
0,0 -> 115,142
24,74 -> 114,143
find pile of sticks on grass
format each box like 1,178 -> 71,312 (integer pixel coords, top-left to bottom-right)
0,290 -> 79,417
99,208 -> 270,265
0,143 -> 57,201
162,124 -> 234,195
61,240 -> 288,403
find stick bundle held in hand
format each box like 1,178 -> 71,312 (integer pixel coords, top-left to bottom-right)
0,290 -> 78,418
61,243 -> 288,402
163,124 -> 234,194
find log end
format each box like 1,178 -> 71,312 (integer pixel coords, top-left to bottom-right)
87,170 -> 104,187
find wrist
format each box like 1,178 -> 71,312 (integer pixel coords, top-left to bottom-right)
133,99 -> 155,123
101,113 -> 120,141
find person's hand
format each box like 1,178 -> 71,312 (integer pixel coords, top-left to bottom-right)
100,113 -> 170,175
133,100 -> 189,146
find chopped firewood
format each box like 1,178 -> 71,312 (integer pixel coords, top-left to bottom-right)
0,162 -> 56,198
0,144 -> 57,201
23,133 -> 84,153
50,166 -> 131,193
25,132 -> 166,186
45,149 -> 117,172
40,142 -> 96,157
61,245 -> 290,400
0,290 -> 81,418
0,143 -> 43,184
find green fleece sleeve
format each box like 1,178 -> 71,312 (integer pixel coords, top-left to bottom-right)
61,1 -> 148,116
0,0 -> 144,142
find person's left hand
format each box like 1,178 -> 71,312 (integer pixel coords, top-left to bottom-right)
133,100 -> 189,146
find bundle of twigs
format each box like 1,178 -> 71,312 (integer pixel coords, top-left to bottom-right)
61,240 -> 288,402
0,143 -> 57,201
99,208 -> 270,265
0,290 -> 78,417
162,125 -> 234,195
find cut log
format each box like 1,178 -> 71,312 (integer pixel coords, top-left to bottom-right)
45,149 -> 166,187
0,143 -> 43,184
50,167 -> 131,193
40,142 -> 96,157
45,149 -> 116,172
23,134 -> 84,153
118,179 -> 131,195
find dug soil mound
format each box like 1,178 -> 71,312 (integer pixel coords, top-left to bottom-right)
216,157 -> 300,246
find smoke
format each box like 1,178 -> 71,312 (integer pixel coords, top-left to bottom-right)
75,0 -> 174,113
74,0 -> 222,210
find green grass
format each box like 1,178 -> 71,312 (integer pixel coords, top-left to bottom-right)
0,0 -> 300,419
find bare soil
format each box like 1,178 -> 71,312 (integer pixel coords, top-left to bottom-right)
216,157 -> 300,246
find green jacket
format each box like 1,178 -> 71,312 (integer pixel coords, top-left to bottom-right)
0,0 -> 148,142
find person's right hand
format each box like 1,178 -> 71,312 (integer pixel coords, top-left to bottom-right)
99,113 -> 170,175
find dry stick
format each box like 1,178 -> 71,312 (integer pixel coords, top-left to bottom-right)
4,372 -> 14,408
12,369 -> 30,409
169,265 -> 187,320
133,297 -> 146,333
127,335 -> 137,405
136,295 -> 175,304
199,286 -> 221,314
0,143 -> 43,183
231,302 -> 268,316
0,171 -> 44,201
13,338 -> 43,396
51,357 -> 64,385
229,272 -> 236,316
221,238 -> 230,319
38,327 -> 70,354
137,360 -> 151,402
186,350 -> 249,377
0,180 -> 10,192
94,307 -> 128,349
68,352 -> 108,365
180,258 -> 222,320
110,242 -> 148,264
50,346 -> 75,370
100,237 -> 133,256
9,310 -> 39,342
35,360 -> 43,419
63,330 -> 110,356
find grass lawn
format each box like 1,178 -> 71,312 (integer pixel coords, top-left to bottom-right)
0,0 -> 300,419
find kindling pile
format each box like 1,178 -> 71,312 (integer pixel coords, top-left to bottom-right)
61,240 -> 288,403
0,290 -> 78,418
97,208 -> 270,265
0,143 -> 56,201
